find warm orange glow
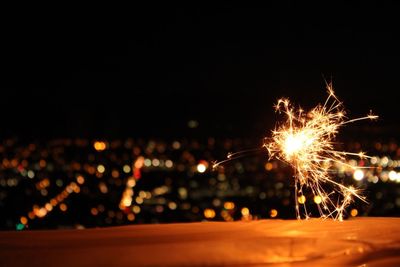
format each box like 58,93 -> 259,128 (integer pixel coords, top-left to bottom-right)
28,212 -> 35,220
350,208 -> 358,217
223,201 -> 235,210
93,141 -> 107,151
127,178 -> 136,187
241,207 -> 250,216
91,208 -> 98,216
37,208 -> 47,218
127,213 -> 135,221
99,182 -> 108,194
135,197 -> 143,204
265,162 -> 273,171
50,198 -> 57,206
270,209 -> 278,218
20,216 -> 28,225
132,206 -> 141,214
39,159 -> 46,168
76,175 -> 85,184
204,208 -> 216,219
134,156 -> 145,169
111,170 -> 120,178
59,203 -> 68,212
24,179 -> 82,222
36,178 -> 50,190
45,203 -> 53,211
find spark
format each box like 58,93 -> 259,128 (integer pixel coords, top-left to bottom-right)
264,82 -> 377,220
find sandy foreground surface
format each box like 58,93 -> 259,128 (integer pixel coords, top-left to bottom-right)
0,218 -> 399,267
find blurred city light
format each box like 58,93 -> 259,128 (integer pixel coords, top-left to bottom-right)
94,141 -> 107,151
0,137 -> 399,230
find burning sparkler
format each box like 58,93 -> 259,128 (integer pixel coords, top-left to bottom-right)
214,82 -> 378,220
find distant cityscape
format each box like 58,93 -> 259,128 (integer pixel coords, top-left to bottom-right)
1,137 -> 399,230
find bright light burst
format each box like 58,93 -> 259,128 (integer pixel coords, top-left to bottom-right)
264,82 -> 378,220
212,82 -> 378,220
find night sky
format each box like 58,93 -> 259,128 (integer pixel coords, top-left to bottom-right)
1,4 -> 400,139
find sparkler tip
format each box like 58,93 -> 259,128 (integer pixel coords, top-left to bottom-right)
367,110 -> 379,120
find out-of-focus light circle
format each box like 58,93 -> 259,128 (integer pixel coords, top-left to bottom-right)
197,163 -> 207,173
381,157 -> 389,167
241,207 -> 250,216
97,164 -> 105,173
389,170 -> 397,181
45,203 -> 53,211
353,169 -> 364,181
270,209 -> 278,218
27,170 -> 35,179
223,201 -> 235,210
370,157 -> 378,165
168,202 -> 177,210
144,159 -> 151,167
132,206 -> 141,214
91,208 -> 98,216
298,195 -> 306,204
165,160 -> 173,168
172,141 -> 181,150
20,216 -> 28,225
76,175 -> 85,185
134,157 -> 145,169
265,162 -> 273,171
123,165 -> 131,173
203,208 -> 216,219
350,209 -> 358,217
127,213 -> 135,221
313,195 -> 322,204
135,197 -> 143,204
94,141 -> 107,151
127,178 -> 136,187
59,203 -> 67,212
152,158 -> 160,167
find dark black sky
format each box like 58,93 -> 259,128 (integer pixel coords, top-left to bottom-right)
1,3 -> 400,138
